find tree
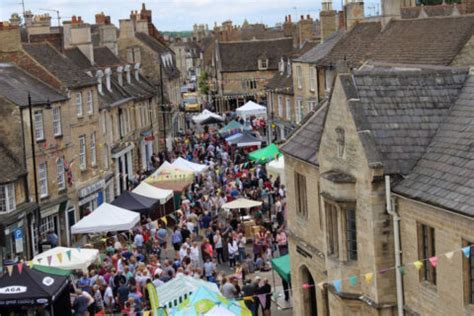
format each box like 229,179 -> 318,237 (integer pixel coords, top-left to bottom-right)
198,71 -> 209,95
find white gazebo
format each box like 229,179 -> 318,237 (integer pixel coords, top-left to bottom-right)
236,101 -> 267,119
192,109 -> 224,124
133,182 -> 174,204
71,203 -> 140,234
171,157 -> 209,175
33,247 -> 99,272
222,198 -> 262,210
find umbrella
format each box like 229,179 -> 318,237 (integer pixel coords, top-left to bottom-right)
222,198 -> 262,210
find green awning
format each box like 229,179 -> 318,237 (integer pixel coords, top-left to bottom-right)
271,254 -> 290,283
33,264 -> 72,276
248,143 -> 281,164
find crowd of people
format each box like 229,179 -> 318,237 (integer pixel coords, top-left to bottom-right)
70,114 -> 289,316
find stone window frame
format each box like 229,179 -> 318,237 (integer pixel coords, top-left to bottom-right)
296,98 -> 303,124
33,110 -> 45,141
296,65 -> 303,90
38,161 -> 48,198
285,97 -> 291,121
90,132 -> 97,167
462,240 -> 474,306
75,92 -> 83,118
87,90 -> 94,114
56,156 -> 65,191
309,67 -> 317,92
324,199 -> 358,262
52,107 -> 62,137
335,127 -> 346,159
0,183 -> 16,213
79,135 -> 87,171
277,95 -> 283,117
417,222 -> 437,287
258,58 -> 269,70
294,172 -> 308,219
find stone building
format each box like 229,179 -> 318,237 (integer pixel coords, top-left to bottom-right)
281,64 -> 469,315
0,62 -> 67,258
0,23 -> 113,250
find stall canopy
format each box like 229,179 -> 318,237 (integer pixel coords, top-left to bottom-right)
222,198 -> 262,210
0,264 -> 71,312
271,254 -> 291,283
146,163 -> 194,192
111,191 -> 160,215
267,156 -> 285,184
33,247 -> 99,272
236,101 -> 267,119
156,274 -> 220,310
248,143 -> 281,164
192,110 -> 224,124
132,182 -> 174,204
199,115 -> 224,125
226,132 -> 262,148
171,157 -> 209,175
71,203 -> 140,234
218,120 -> 247,137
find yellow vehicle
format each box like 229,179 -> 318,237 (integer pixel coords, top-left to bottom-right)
183,92 -> 202,112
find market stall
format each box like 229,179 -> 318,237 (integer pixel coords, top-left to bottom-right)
199,115 -> 225,125
267,155 -> 285,184
225,132 -> 262,148
111,191 -> 160,218
156,274 -> 220,310
222,198 -> 263,210
132,182 -> 175,216
33,247 -> 99,272
192,109 -> 224,124
171,157 -> 209,175
236,101 -> 267,119
0,264 -> 72,315
248,143 -> 281,164
218,120 -> 246,137
71,203 -> 140,234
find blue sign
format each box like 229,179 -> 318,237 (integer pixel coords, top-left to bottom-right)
97,191 -> 104,206
14,228 -> 23,240
13,228 -> 23,254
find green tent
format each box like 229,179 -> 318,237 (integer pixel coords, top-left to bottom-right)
33,264 -> 72,277
248,143 -> 281,164
271,254 -> 290,283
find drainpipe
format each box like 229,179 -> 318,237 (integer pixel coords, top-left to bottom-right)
385,175 -> 404,316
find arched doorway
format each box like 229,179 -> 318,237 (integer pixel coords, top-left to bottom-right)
301,265 -> 317,316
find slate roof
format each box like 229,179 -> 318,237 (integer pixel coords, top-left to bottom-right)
368,16 -> 474,66
217,38 -> 294,72
93,47 -> 122,67
280,100 -> 329,165
348,66 -> 468,175
265,68 -> 293,94
294,30 -> 344,64
23,43 -> 97,88
394,74 -> 474,216
0,63 -> 67,107
0,143 -> 26,184
400,4 -> 460,19
64,47 -> 94,70
319,22 -> 381,68
135,32 -> 180,79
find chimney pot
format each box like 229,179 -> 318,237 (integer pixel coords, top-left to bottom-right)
307,14 -> 311,20
288,15 -> 292,23
301,15 -> 304,20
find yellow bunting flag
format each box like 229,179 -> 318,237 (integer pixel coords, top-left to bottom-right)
28,261 -> 33,269
161,216 -> 168,225
413,261 -> 423,270
445,251 -> 455,260
6,265 -> 13,276
364,273 -> 373,284
56,253 -> 63,263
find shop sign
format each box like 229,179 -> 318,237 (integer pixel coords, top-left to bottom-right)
0,286 -> 27,294
78,179 -> 105,199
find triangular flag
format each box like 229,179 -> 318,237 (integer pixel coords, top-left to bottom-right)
348,275 -> 358,287
445,251 -> 455,260
66,250 -> 72,261
379,268 -> 390,275
37,258 -> 43,264
56,253 -> 63,264
47,255 -> 52,266
161,216 -> 168,226
332,279 -> 342,293
6,265 -> 13,276
364,273 -> 373,284
463,246 -> 471,258
17,263 -> 23,274
398,266 -> 405,275
413,261 -> 423,270
429,256 -> 438,268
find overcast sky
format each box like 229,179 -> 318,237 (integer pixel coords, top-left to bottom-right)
1,0 -> 381,31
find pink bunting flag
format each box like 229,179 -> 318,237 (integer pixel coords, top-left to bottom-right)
17,263 -> 23,274
47,255 -> 52,266
6,265 -> 13,276
429,256 -> 438,268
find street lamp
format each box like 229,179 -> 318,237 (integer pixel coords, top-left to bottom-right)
27,93 -> 51,255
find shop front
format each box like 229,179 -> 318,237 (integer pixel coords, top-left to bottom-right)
77,179 -> 107,220
112,143 -> 134,197
140,131 -> 154,172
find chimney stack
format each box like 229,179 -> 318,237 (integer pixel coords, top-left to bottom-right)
0,22 -> 21,53
63,16 -> 94,64
95,12 -> 111,25
320,1 -> 337,41
344,0 -> 364,30
118,19 -> 136,39
135,19 -> 149,34
295,13 -> 314,48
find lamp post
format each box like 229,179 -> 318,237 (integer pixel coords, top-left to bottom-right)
27,93 -> 51,255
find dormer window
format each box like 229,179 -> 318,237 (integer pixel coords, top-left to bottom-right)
105,68 -> 112,92
279,57 -> 285,74
117,66 -> 124,87
259,58 -> 269,70
134,63 -> 141,81
287,60 -> 292,77
124,65 -> 132,84
336,127 -> 345,158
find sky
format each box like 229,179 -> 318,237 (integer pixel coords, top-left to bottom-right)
0,0 -> 381,31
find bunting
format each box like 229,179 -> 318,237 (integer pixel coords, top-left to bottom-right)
463,246 -> 471,258
47,255 -> 53,266
348,275 -> 358,287
413,261 -> 423,270
6,265 -> 13,276
429,256 -> 438,268
66,250 -> 72,261
56,253 -> 63,264
332,280 -> 342,293
17,263 -> 23,274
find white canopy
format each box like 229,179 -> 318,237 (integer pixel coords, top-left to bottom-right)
205,306 -> 235,316
33,247 -> 99,272
156,274 -> 220,309
267,156 -> 285,184
222,198 -> 262,210
132,182 -> 174,204
171,157 -> 209,175
192,109 -> 224,124
236,101 -> 267,119
71,203 -> 140,234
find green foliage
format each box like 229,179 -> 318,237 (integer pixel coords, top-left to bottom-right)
198,71 -> 209,95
